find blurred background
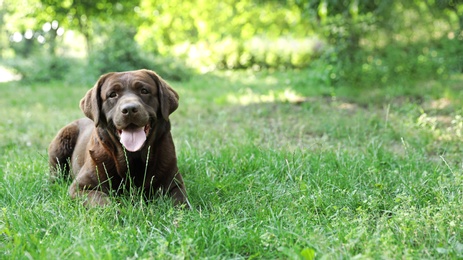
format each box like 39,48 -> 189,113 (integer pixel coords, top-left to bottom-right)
0,0 -> 462,86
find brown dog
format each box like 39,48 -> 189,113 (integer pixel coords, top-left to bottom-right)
48,69 -> 188,207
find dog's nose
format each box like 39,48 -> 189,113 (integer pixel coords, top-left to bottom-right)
121,103 -> 140,115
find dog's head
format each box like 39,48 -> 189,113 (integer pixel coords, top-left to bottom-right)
80,69 -> 179,152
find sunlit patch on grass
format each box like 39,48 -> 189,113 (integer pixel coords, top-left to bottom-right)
0,66 -> 21,82
225,88 -> 305,105
429,98 -> 452,110
336,102 -> 358,112
417,113 -> 463,141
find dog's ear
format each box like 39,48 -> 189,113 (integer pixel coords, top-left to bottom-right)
80,73 -> 113,126
144,69 -> 179,121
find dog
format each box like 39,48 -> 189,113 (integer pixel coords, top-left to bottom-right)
48,69 -> 189,207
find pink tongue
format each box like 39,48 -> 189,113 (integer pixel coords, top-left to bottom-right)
120,127 -> 146,152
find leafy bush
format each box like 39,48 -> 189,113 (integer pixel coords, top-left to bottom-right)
171,37 -> 323,71
5,54 -> 73,82
318,37 -> 462,87
88,24 -> 193,81
136,0 -> 314,71
320,0 -> 463,87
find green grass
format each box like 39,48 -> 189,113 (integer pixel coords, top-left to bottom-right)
1,69 -> 463,259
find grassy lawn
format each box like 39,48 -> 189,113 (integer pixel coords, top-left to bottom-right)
1,69 -> 463,259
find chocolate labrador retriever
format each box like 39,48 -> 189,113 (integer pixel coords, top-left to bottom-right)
48,69 -> 189,207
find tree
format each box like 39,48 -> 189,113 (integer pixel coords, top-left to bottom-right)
0,1 -> 8,58
428,0 -> 463,33
39,0 -> 140,54
300,0 -> 394,59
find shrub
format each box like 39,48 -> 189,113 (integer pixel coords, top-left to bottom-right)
171,37 -> 323,71
88,24 -> 192,82
5,54 -> 73,82
316,37 -> 462,87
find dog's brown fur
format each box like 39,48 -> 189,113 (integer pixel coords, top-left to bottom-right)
48,69 -> 188,207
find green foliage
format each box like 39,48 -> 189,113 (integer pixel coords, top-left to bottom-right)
136,0 -> 313,70
88,24 -> 153,74
88,24 -> 192,81
137,0 -> 310,49
307,0 -> 463,86
38,0 -> 141,52
171,37 -> 323,71
8,37 -> 37,58
317,39 -> 462,87
3,22 -> 193,83
2,0 -> 463,86
5,54 -> 72,82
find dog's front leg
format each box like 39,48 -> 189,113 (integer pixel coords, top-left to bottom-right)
165,172 -> 190,208
69,167 -> 111,207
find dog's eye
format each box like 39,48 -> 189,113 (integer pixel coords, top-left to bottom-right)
108,92 -> 117,98
141,88 -> 150,94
